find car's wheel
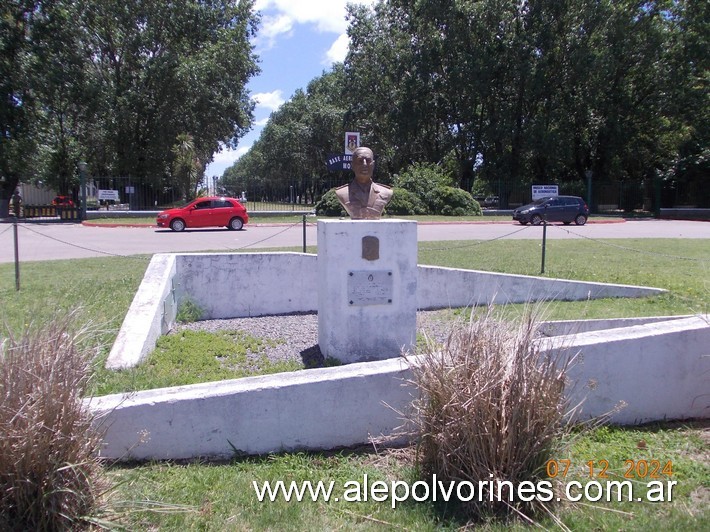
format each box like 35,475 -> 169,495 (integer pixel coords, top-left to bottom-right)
530,214 -> 543,225
170,218 -> 185,232
228,217 -> 244,231
575,214 -> 587,226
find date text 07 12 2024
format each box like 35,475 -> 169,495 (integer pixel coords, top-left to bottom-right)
545,459 -> 673,479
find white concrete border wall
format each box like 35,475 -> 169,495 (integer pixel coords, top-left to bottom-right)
91,357 -> 415,460
106,254 -> 177,369
417,265 -> 664,309
539,315 -> 688,337
174,252 -> 318,319
556,315 -> 710,425
105,253 -> 666,369
91,315 -> 709,460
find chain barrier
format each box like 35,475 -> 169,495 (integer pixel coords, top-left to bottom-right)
7,219 -> 706,263
17,223 -> 151,261
0,223 -> 14,237
548,224 -> 708,263
226,220 -> 305,251
14,220 -> 309,258
418,224 -> 535,253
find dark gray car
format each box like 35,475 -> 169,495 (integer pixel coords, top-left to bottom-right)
513,196 -> 589,225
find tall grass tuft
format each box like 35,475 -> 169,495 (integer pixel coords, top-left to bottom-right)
0,319 -> 107,531
408,306 -> 576,521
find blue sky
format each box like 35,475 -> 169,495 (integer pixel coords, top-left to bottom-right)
204,0 -> 376,179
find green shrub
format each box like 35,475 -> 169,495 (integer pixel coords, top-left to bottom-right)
176,298 -> 203,323
426,186 -> 482,215
385,187 -> 429,215
392,162 -> 454,199
314,188 -> 346,217
408,306 -> 574,519
0,320 -> 107,530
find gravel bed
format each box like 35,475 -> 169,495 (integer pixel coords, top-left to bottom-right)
173,309 -> 459,367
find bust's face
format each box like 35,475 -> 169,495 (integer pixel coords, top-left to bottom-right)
351,148 -> 375,184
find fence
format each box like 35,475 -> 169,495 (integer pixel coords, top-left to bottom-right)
85,177 -> 337,211
16,175 -> 703,215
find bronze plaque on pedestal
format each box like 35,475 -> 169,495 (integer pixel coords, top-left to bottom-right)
362,236 -> 379,261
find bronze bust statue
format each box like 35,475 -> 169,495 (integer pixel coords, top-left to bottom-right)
335,147 -> 392,219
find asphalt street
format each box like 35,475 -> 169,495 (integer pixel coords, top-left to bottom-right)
0,218 -> 708,264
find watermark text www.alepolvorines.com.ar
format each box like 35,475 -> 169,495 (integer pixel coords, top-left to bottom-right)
253,474 -> 677,508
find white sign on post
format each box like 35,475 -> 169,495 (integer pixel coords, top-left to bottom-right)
98,189 -> 120,201
532,185 -> 559,200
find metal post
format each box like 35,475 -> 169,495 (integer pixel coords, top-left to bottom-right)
302,214 -> 307,253
13,217 -> 20,291
585,169 -> 593,214
653,170 -> 661,218
78,161 -> 88,220
541,206 -> 547,274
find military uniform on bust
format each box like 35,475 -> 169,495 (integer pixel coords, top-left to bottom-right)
335,146 -> 392,220
335,180 -> 392,220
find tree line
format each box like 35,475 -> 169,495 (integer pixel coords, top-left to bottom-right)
224,0 -> 708,210
1,0 -> 259,215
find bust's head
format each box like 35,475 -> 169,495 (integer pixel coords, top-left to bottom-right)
351,147 -> 375,184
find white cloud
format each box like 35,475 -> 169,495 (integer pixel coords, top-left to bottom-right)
255,0 -> 371,34
253,1 -> 376,63
205,145 -> 251,177
324,33 -> 350,65
213,147 -> 248,165
252,90 -> 285,111
207,1 -> 378,177
258,14 -> 294,49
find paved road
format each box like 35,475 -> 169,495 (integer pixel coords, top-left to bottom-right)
0,218 -> 708,263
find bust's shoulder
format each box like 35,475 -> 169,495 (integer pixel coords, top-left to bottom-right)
334,184 -> 350,201
373,183 -> 393,196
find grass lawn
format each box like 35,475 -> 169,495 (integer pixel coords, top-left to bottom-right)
0,238 -> 708,529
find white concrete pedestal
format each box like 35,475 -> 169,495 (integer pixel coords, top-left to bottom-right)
317,220 -> 417,363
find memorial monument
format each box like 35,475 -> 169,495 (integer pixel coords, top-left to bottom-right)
335,147 -> 393,219
320,146 -> 416,363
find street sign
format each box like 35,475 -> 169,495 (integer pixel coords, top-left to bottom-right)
98,189 -> 120,201
532,185 -> 558,200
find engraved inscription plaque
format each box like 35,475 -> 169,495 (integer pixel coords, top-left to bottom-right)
347,270 -> 393,306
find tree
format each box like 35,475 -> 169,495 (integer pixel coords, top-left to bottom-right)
223,67 -> 349,203
0,1 -> 40,216
230,0 -> 707,210
30,1 -> 92,195
2,0 -> 260,215
77,0 -> 259,182
172,133 -> 203,200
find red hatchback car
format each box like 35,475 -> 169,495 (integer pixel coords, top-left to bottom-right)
156,196 -> 249,232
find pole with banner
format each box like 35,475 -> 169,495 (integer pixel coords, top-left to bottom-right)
326,132 -> 361,172
344,132 -> 360,155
